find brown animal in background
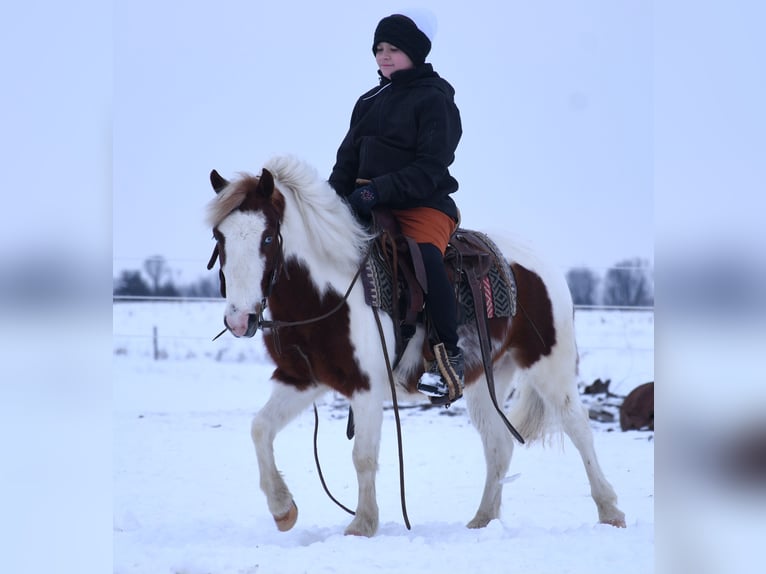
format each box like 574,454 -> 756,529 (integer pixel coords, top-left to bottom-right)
583,378 -> 612,395
620,382 -> 654,431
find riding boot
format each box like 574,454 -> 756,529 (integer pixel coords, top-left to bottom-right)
414,243 -> 464,404
417,343 -> 465,405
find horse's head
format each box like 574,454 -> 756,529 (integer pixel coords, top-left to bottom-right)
207,168 -> 285,337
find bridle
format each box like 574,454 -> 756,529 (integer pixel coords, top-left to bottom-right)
209,221 -> 373,343
208,221 -> 410,526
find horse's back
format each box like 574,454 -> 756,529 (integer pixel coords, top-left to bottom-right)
487,232 -> 573,311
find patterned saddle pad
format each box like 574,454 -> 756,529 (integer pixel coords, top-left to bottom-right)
362,228 -> 516,326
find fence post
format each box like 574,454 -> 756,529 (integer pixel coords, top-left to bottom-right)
153,326 -> 159,360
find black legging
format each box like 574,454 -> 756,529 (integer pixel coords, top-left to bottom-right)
418,242 -> 459,353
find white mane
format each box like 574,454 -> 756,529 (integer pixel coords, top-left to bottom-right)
264,155 -> 375,272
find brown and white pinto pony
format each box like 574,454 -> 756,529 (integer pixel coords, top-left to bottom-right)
206,155 -> 626,537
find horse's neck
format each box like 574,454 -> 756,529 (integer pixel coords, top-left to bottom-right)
283,244 -> 360,290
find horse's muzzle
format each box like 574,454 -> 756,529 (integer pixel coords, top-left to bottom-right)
224,313 -> 260,338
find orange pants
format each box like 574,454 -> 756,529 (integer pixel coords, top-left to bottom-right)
391,207 -> 457,254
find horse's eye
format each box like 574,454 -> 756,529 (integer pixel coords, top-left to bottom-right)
263,236 -> 273,245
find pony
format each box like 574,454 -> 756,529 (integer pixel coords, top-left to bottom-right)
206,155 -> 626,536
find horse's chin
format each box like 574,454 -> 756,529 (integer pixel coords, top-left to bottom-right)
243,320 -> 259,338
229,329 -> 257,339
224,314 -> 260,338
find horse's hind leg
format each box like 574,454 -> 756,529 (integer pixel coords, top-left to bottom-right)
559,395 -> 626,527
464,356 -> 517,528
527,354 -> 627,527
251,381 -> 326,531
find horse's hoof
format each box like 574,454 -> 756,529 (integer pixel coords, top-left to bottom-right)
601,515 -> 627,528
466,516 -> 492,529
344,515 -> 378,537
274,501 -> 298,532
344,526 -> 376,538
599,510 -> 625,528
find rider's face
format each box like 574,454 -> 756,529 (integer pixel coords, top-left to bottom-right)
375,42 -> 414,79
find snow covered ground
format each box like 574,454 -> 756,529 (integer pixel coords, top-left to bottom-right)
113,302 -> 654,573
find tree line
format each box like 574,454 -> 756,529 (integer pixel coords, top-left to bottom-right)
113,256 -> 219,299
114,255 -> 654,307
565,257 -> 653,307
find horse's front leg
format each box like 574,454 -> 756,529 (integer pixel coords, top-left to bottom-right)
344,389 -> 384,537
251,381 -> 326,532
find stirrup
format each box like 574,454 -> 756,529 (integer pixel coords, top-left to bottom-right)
417,343 -> 464,405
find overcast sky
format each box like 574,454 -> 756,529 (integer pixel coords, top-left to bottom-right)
111,0 -> 652,283
2,2 -> 763,288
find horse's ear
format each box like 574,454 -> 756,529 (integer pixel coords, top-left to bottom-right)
210,169 -> 229,194
257,168 -> 275,197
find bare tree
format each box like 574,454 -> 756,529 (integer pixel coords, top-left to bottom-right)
602,257 -> 654,307
143,255 -> 171,294
566,267 -> 599,306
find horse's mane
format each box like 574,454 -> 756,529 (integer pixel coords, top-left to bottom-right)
264,156 -> 375,270
207,155 -> 374,271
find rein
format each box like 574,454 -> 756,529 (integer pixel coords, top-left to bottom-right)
259,262 -> 365,331
465,267 -> 526,444
210,233 -> 413,523
309,306 -> 413,530
372,306 -> 411,529
209,222 -> 525,526
260,259 -> 365,357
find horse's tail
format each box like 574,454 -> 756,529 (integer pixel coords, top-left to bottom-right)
507,383 -> 550,444
482,229 -> 580,445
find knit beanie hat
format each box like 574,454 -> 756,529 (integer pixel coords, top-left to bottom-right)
372,14 -> 432,65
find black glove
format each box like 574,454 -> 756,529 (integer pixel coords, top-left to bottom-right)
347,184 -> 379,216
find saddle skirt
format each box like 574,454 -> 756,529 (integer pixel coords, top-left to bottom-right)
361,210 -> 517,336
449,229 -> 517,322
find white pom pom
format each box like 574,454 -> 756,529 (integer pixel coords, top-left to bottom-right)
399,7 -> 438,42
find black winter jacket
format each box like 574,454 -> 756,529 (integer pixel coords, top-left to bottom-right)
329,64 -> 462,221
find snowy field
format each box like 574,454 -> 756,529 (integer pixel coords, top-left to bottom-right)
113,302 -> 654,574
